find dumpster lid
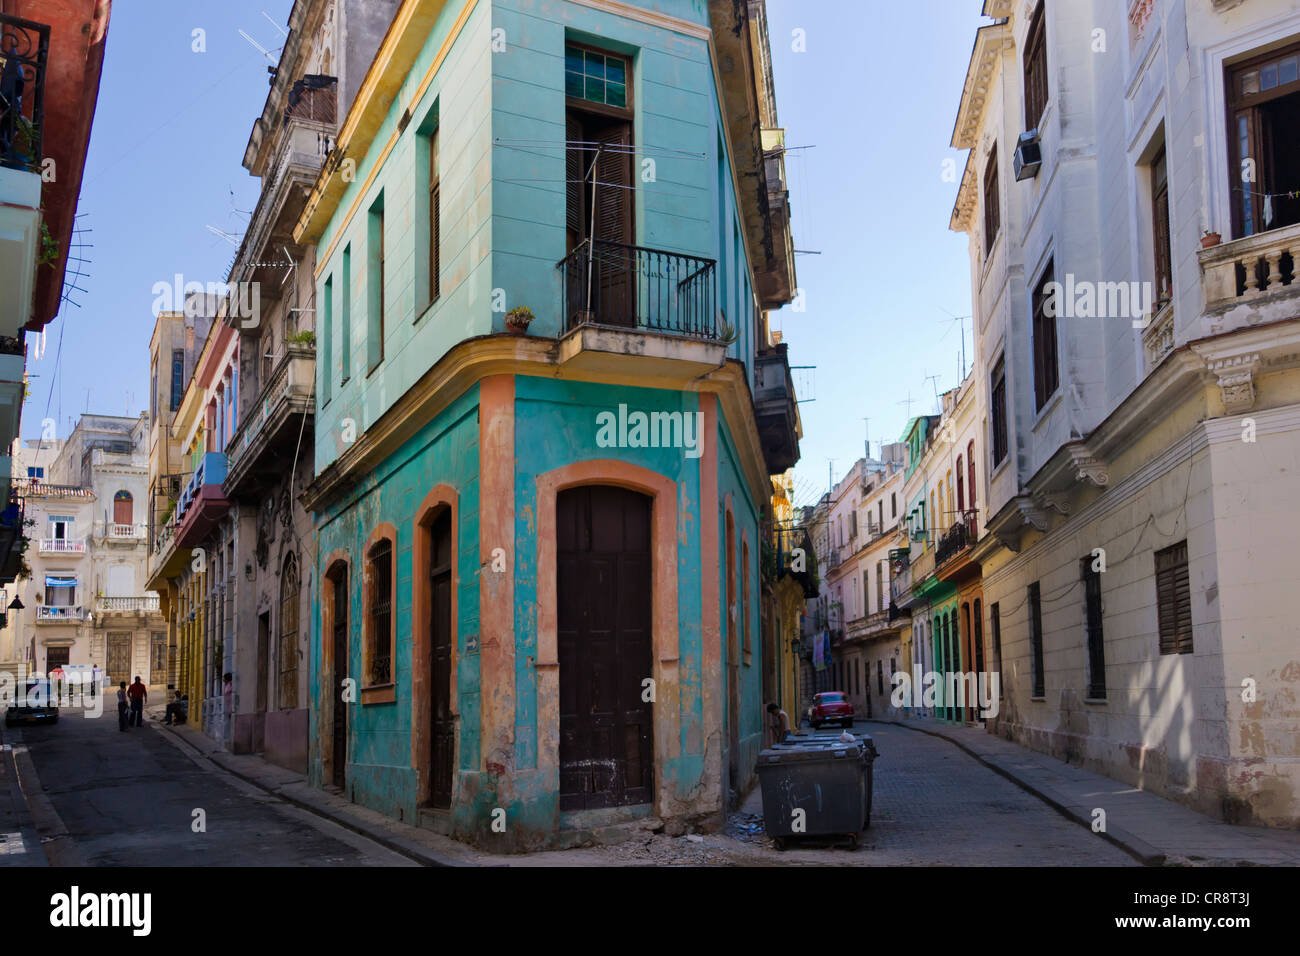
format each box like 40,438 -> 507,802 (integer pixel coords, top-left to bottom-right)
758,739 -> 869,763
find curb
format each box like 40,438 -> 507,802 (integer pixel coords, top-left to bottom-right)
152,719 -> 476,868
871,718 -> 1166,867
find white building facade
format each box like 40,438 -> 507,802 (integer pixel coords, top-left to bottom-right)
952,0 -> 1300,826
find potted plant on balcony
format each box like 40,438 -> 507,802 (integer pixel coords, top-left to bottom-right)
286,330 -> 316,348
1201,228 -> 1222,249
505,306 -> 534,335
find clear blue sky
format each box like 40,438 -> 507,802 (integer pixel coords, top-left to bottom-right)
28,0 -> 986,512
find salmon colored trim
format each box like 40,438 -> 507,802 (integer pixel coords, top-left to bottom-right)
478,376 -> 515,776
320,550 -> 351,784
699,393 -> 720,781
535,458 -> 681,815
361,522 -> 398,705
741,529 -> 752,666
410,484 -> 459,805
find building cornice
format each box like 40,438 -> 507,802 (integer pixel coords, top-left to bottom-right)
302,332 -> 772,516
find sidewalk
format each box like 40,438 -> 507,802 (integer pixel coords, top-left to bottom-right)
0,724 -> 47,866
150,713 -> 483,867
875,716 -> 1300,866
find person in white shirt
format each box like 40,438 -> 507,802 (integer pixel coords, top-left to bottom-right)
90,664 -> 102,699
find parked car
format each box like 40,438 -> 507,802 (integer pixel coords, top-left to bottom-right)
810,691 -> 854,729
4,679 -> 60,727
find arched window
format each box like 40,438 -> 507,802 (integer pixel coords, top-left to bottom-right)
956,456 -> 965,512
113,490 -> 133,526
279,552 -> 299,710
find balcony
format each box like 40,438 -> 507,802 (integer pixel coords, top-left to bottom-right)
234,77 -> 336,299
754,342 -> 800,474
38,536 -> 85,555
845,608 -> 898,643
95,521 -> 146,542
95,595 -> 160,614
174,452 -> 230,549
36,604 -> 85,624
769,521 -> 818,597
558,240 -> 719,340
909,546 -> 935,588
935,512 -> 981,584
1200,222 -> 1300,328
0,13 -> 49,174
0,14 -> 48,340
888,548 -> 912,610
224,346 -> 314,497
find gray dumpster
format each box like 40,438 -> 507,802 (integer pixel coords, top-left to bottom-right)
756,735 -> 877,849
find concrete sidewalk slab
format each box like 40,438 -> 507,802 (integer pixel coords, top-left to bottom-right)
877,717 -> 1300,866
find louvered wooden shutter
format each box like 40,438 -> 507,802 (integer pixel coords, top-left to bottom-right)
594,120 -> 632,245
1155,541 -> 1193,654
566,113 -> 583,246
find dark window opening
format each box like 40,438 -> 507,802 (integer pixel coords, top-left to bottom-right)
1032,261 -> 1059,411
1081,556 -> 1106,698
983,144 -> 1000,255
1228,43 -> 1300,239
991,357 -> 1008,466
1028,582 -> 1044,697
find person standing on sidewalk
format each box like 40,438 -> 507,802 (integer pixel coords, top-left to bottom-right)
127,676 -> 147,727
116,681 -> 129,732
90,664 -> 101,699
766,702 -> 792,746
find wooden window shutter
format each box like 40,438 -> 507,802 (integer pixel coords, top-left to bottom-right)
1155,541 -> 1193,654
983,144 -> 999,255
594,120 -> 633,245
566,112 -> 583,245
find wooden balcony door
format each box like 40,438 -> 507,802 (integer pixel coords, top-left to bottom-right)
557,486 -> 653,810
428,510 -> 454,809
566,108 -> 635,328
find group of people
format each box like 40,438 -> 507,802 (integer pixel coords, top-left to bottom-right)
114,677 -> 149,731
112,678 -> 190,730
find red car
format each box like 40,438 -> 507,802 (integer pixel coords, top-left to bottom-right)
810,691 -> 854,729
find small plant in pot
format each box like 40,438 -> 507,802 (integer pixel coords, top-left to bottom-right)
1201,228 -> 1222,248
505,306 -> 534,335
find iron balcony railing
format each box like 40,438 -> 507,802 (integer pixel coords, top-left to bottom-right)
558,239 -> 719,340
0,13 -> 49,173
935,512 -> 978,567
36,605 -> 86,623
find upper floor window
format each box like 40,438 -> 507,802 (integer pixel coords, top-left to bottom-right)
1151,145 -> 1172,304
990,356 -> 1008,467
113,491 -> 133,526
1031,261 -> 1059,411
1023,2 -> 1048,130
170,349 -> 184,411
566,45 -> 629,109
983,144 -> 1000,255
1227,41 -> 1300,237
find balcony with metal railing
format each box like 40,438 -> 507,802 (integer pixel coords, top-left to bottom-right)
224,345 -> 314,498
36,604 -> 85,624
0,13 -> 49,174
174,452 -> 229,549
98,521 -> 147,541
558,240 -> 719,340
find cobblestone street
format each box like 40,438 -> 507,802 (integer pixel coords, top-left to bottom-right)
501,721 -> 1138,866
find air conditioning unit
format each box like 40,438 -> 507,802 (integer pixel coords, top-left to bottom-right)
1014,129 -> 1042,181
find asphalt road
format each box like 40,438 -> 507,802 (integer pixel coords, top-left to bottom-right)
5,703 -> 413,866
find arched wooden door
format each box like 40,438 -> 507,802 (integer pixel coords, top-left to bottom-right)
557,485 -> 653,810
